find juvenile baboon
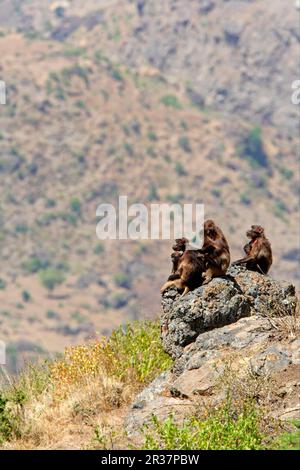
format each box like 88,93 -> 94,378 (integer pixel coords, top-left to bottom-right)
199,219 -> 231,284
170,237 -> 189,274
232,225 -> 272,274
161,238 -> 205,296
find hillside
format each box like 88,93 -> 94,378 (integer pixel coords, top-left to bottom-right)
0,0 -> 299,370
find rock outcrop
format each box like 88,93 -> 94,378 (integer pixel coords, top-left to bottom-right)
125,267 -> 299,438
161,266 -> 297,359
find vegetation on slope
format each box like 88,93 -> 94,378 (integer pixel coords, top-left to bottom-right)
0,318 -> 299,450
0,320 -> 171,448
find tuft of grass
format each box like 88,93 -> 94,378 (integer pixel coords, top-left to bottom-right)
260,300 -> 299,339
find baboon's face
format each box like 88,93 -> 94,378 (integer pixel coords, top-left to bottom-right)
246,225 -> 264,239
204,220 -> 218,240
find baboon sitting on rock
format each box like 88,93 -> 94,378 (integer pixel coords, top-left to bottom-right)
161,237 -> 206,296
232,225 -> 272,275
161,220 -> 230,295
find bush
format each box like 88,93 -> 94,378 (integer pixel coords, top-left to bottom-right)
161,95 -> 182,109
142,396 -> 265,450
148,184 -> 158,201
22,291 -> 31,302
175,162 -> 187,176
39,269 -> 65,292
0,362 -> 51,443
0,395 -> 18,444
50,320 -> 172,395
178,136 -> 191,153
274,420 -> 300,450
109,292 -> 129,309
0,279 -> 6,290
240,127 -> 268,168
94,242 -> 105,254
22,257 -> 50,274
114,272 -> 131,289
15,223 -> 28,234
70,197 -> 81,215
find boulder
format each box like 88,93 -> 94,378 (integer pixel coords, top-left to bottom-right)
161,266 -> 297,359
125,267 -> 299,438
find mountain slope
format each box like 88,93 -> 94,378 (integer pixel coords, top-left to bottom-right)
0,0 -> 299,370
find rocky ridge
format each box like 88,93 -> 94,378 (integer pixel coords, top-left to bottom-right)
125,266 -> 299,437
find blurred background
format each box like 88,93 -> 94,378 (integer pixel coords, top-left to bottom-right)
0,0 -> 299,373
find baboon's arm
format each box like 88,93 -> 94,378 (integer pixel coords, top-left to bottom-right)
232,255 -> 255,265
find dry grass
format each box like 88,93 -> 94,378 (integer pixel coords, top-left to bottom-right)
0,320 -> 172,449
264,300 -> 300,339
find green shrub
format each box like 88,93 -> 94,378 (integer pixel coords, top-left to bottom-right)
0,279 -> 6,290
63,47 -> 87,57
175,162 -> 187,176
211,188 -> 221,198
142,396 -> 265,450
148,184 -> 158,201
108,321 -> 173,383
39,269 -> 65,292
240,127 -> 268,168
46,310 -> 60,319
23,257 -> 49,274
60,212 -> 78,226
278,167 -> 294,180
274,420 -> 300,450
114,272 -> 131,289
161,95 -> 182,109
94,242 -> 105,254
123,142 -> 134,156
178,136 -> 191,153
70,197 -> 81,215
0,395 -> 18,443
109,67 -> 123,82
240,192 -> 251,205
22,291 -> 31,302
0,362 -> 49,444
109,293 -> 129,309
147,131 -> 157,141
15,223 -> 28,234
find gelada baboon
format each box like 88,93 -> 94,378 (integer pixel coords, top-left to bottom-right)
232,225 -> 272,274
161,238 -> 205,296
170,237 -> 189,275
198,219 -> 231,284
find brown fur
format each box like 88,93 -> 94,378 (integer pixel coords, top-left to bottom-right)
199,219 -> 231,284
232,225 -> 272,274
170,237 -> 189,275
161,238 -> 205,295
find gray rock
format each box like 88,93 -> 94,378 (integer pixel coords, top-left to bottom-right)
125,269 -> 299,438
125,316 -> 300,438
161,266 -> 297,359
